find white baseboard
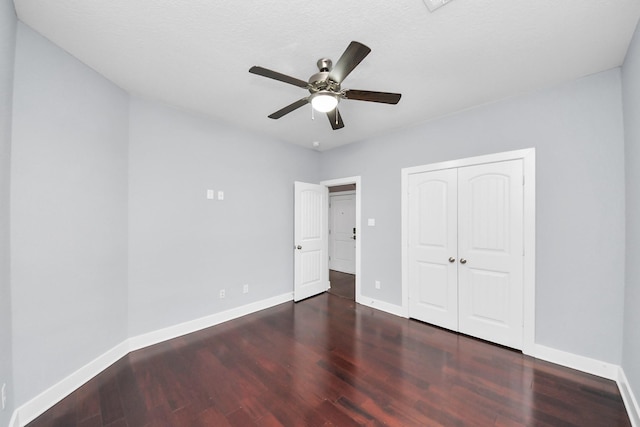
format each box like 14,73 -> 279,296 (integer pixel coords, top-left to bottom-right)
128,292 -> 293,351
16,340 -> 130,426
618,367 -> 640,427
533,344 -> 619,380
8,410 -> 19,427
13,292 -> 293,427
358,296 -> 408,318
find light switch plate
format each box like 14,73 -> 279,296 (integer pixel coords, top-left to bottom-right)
206,189 -> 214,199
217,191 -> 224,200
367,218 -> 376,226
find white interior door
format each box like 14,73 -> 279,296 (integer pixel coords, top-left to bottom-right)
329,193 -> 356,274
408,169 -> 459,331
294,182 -> 329,302
458,160 -> 524,349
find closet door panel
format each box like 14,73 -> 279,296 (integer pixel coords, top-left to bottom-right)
457,160 -> 524,349
408,169 -> 458,331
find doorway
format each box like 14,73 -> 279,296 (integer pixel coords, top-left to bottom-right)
328,186 -> 356,300
321,177 -> 361,302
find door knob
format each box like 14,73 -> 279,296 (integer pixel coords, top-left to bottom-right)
448,257 -> 456,263
353,235 -> 356,240
296,245 -> 302,250
460,258 -> 467,264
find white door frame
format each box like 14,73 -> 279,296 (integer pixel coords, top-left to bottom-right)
401,148 -> 535,356
321,176 -> 362,303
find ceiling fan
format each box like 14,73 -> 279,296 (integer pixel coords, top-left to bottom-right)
249,41 -> 401,130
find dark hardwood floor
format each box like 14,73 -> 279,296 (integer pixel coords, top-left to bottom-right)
27,293 -> 630,427
328,270 -> 355,300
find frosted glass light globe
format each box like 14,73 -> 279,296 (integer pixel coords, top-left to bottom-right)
311,92 -> 338,112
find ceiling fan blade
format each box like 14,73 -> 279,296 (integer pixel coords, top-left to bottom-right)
268,98 -> 309,119
344,89 -> 402,104
249,66 -> 309,88
326,108 -> 345,130
329,41 -> 371,84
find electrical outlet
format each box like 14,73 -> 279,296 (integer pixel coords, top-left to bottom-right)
375,280 -> 381,289
1,383 -> 6,410
243,284 -> 249,294
219,289 -> 225,299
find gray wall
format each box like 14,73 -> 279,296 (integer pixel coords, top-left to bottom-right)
11,24 -> 129,405
0,0 -> 16,424
622,19 -> 640,409
320,69 -> 626,364
128,97 -> 320,336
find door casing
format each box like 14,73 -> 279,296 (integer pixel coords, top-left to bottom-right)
401,148 -> 535,355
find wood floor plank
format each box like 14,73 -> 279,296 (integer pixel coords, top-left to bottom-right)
26,293 -> 631,427
114,356 -> 150,426
96,374 -> 124,426
328,270 -> 355,300
192,407 -> 232,427
74,379 -> 101,424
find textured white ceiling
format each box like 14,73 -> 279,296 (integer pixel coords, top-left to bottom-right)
14,0 -> 640,151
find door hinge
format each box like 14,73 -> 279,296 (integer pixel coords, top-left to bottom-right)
522,175 -> 525,186
329,229 -> 331,235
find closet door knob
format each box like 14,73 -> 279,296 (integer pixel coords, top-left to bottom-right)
448,257 -> 456,263
460,258 -> 467,264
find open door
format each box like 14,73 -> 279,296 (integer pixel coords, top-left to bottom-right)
294,181 -> 329,301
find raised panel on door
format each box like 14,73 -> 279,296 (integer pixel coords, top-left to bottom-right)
329,194 -> 356,274
294,182 -> 329,302
408,169 -> 458,331
457,160 -> 524,349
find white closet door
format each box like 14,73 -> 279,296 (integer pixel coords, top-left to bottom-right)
457,160 -> 524,349
408,169 -> 459,331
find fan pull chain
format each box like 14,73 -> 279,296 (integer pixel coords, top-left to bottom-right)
311,107 -> 315,121
335,107 -> 339,125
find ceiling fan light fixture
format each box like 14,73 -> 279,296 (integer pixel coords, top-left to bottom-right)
310,92 -> 339,112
